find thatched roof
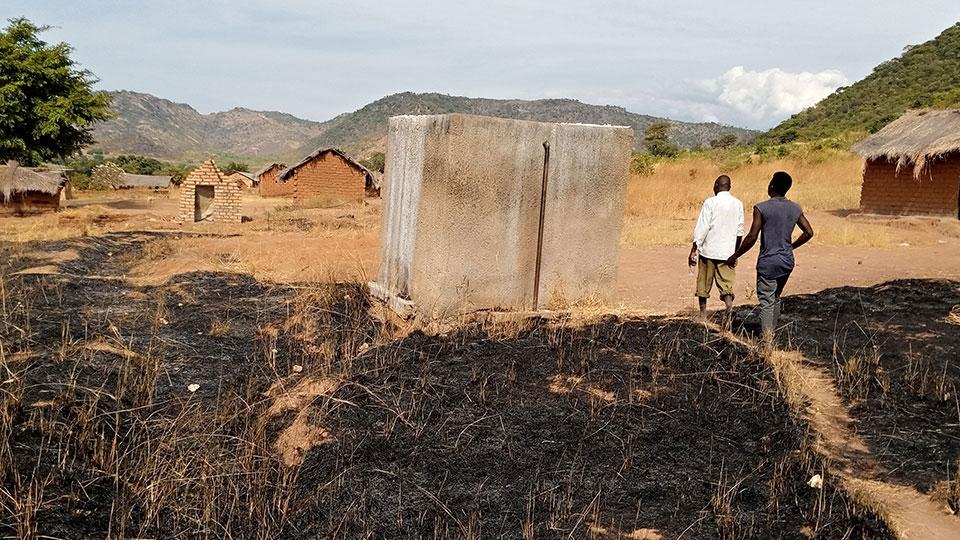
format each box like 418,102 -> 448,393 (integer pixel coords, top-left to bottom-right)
1,161 -> 68,202
120,174 -> 173,188
852,109 -> 960,174
277,148 -> 375,186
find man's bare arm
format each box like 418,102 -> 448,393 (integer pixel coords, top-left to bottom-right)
727,207 -> 762,267
792,213 -> 814,249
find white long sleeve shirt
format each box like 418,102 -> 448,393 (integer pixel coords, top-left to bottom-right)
692,190 -> 745,260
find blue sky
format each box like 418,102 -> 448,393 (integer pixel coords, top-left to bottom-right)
7,1 -> 960,129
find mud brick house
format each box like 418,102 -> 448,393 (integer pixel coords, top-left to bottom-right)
178,159 -> 242,223
274,148 -> 380,201
256,162 -> 288,197
225,171 -> 257,189
372,114 -> 633,318
0,160 -> 69,215
853,109 -> 960,218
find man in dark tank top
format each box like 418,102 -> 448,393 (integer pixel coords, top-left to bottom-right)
727,172 -> 815,343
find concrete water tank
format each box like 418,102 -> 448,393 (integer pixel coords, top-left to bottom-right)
372,113 -> 633,318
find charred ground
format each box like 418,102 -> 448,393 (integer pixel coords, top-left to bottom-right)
0,232 -> 907,538
736,280 -> 960,498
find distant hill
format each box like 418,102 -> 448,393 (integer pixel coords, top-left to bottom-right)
91,91 -> 325,160
289,92 -> 757,160
92,91 -> 756,162
766,22 -> 960,142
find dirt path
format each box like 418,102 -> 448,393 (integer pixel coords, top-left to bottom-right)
617,239 -> 960,314
718,334 -> 960,539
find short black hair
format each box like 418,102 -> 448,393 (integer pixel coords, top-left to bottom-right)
769,171 -> 793,195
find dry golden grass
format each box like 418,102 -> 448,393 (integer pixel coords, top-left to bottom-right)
625,154 -> 863,220
947,305 -> 960,326
621,153 -> 886,248
813,222 -> 895,248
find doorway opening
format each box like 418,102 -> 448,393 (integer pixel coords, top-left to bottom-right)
194,185 -> 215,222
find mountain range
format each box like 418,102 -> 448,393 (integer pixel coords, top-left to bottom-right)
91,91 -> 757,162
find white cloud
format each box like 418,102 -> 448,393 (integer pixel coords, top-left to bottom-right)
706,66 -> 848,122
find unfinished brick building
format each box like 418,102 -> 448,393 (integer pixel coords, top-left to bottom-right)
853,109 -> 960,219
274,148 -> 379,201
178,160 -> 242,223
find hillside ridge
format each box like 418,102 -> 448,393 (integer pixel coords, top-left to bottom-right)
766,22 -> 960,142
92,90 -> 757,161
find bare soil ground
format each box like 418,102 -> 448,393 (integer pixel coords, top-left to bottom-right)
8,189 -> 957,317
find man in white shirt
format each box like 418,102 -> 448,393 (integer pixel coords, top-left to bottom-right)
687,175 -> 744,321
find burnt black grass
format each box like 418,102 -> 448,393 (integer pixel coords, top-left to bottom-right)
0,232 -> 894,538
742,280 -> 960,494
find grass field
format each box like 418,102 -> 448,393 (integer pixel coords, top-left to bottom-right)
621,152 -> 870,246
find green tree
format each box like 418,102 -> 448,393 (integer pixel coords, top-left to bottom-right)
709,133 -> 739,149
222,161 -> 249,175
114,154 -> 164,174
360,152 -> 385,173
629,153 -> 657,177
0,18 -> 112,165
643,121 -> 679,157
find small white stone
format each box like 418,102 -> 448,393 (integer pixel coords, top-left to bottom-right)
807,474 -> 823,489
292,365 -> 303,373
358,343 -> 370,353
187,384 -> 200,393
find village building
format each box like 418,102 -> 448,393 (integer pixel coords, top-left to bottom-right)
225,171 -> 257,189
178,159 -> 242,223
273,148 -> 380,201
852,109 -> 960,219
0,160 -> 69,215
115,174 -> 173,190
256,162 -> 289,197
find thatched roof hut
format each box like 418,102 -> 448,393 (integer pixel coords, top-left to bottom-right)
1,161 -> 68,202
852,109 -> 960,174
116,174 -> 173,189
1,161 -> 69,214
852,110 -> 960,218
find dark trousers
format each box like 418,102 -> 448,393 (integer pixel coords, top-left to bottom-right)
757,273 -> 790,337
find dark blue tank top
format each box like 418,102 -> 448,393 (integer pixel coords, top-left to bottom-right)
756,197 -> 803,279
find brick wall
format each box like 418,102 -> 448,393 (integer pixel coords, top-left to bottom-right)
860,155 -> 960,218
289,152 -> 367,201
259,164 -> 291,197
178,160 -> 243,223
